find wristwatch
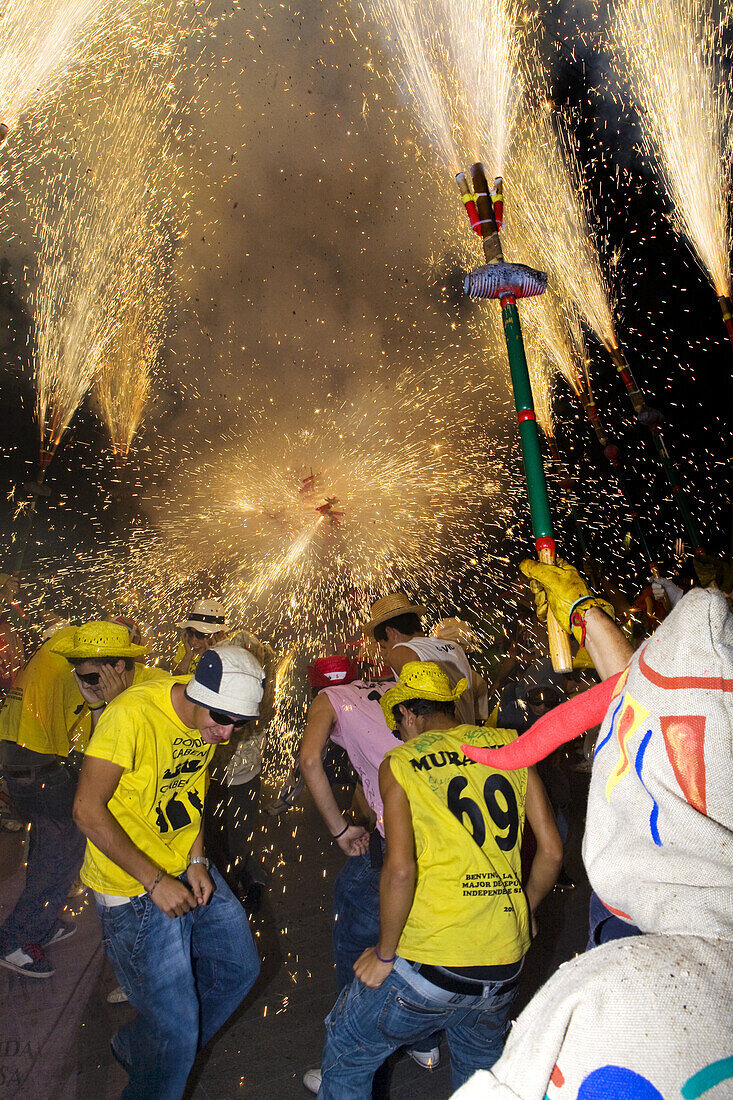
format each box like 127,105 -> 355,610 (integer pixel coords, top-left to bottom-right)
188,855 -> 210,869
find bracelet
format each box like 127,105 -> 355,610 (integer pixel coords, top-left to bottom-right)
332,822 -> 349,839
375,948 -> 396,964
147,868 -> 166,898
568,595 -> 596,622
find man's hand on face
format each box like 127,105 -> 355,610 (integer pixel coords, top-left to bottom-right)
353,946 -> 394,988
186,863 -> 215,906
151,874 -> 197,918
96,662 -> 131,703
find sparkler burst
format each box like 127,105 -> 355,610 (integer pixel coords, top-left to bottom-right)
506,105 -> 619,353
26,2 -> 188,467
0,0 -> 134,141
612,0 -> 733,301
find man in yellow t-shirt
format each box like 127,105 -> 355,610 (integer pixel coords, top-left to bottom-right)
318,662 -> 563,1098
0,621 -> 161,979
73,645 -> 264,1099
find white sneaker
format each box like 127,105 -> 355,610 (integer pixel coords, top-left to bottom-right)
408,1046 -> 440,1069
107,985 -> 129,1004
302,1067 -> 322,1093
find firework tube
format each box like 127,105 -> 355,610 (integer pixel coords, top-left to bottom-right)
469,163 -> 503,264
455,173 -> 482,236
718,295 -> 733,348
607,344 -> 702,550
491,177 -> 503,230
466,163 -> 572,672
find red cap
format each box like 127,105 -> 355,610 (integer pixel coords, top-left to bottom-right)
307,655 -> 359,688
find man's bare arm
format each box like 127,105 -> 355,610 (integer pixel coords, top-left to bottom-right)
299,692 -> 368,856
523,765 -> 564,926
583,606 -> 634,681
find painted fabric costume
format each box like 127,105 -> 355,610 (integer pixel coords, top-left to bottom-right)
451,589 -> 733,1100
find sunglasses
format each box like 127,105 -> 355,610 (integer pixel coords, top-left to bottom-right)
207,708 -> 250,729
76,670 -> 102,686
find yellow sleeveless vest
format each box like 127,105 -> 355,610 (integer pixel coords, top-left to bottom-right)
388,724 -> 530,967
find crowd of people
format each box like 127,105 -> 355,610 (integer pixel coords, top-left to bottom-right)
0,554 -> 730,1100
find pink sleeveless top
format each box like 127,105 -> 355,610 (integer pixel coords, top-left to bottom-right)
322,679 -> 399,836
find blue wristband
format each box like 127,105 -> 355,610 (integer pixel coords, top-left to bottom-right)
568,595 -> 596,623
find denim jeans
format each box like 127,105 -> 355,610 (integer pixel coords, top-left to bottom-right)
0,760 -> 86,950
318,956 -> 521,1098
587,891 -> 642,950
332,852 -> 381,992
96,866 -> 260,1100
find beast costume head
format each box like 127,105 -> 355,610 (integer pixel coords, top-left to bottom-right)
463,588 -> 733,939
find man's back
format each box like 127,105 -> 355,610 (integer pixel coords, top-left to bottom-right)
387,724 -> 530,968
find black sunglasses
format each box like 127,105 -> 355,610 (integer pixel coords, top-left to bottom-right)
76,671 -> 102,686
207,708 -> 249,729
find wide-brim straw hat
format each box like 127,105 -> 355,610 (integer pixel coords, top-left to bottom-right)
363,592 -> 427,636
178,598 -> 229,635
52,621 -> 148,660
380,660 -> 467,730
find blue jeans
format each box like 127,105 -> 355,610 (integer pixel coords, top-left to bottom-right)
332,853 -> 381,991
318,955 -> 522,1098
97,866 -> 260,1100
587,891 -> 642,950
0,760 -> 86,950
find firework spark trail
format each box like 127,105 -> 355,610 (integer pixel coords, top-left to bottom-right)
0,0 -> 134,141
92,266 -> 161,460
363,0 -> 457,169
506,105 -> 619,352
28,3 -> 188,465
442,0 -> 527,176
612,0 -> 732,303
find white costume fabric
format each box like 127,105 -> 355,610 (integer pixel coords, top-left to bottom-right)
452,589 -> 733,1100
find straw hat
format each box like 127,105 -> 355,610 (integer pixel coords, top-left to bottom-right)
52,621 -> 148,660
362,592 -> 427,636
178,598 -> 229,635
380,660 -> 466,730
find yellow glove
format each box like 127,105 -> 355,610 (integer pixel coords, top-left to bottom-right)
519,557 -> 614,644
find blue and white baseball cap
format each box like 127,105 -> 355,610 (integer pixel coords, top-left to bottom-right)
185,645 -> 265,719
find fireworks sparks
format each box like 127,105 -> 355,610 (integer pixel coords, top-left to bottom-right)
612,0 -> 732,305
26,2 -> 188,468
0,0 -> 127,141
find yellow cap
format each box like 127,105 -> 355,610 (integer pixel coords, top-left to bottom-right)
380,661 -> 466,730
52,621 -> 148,660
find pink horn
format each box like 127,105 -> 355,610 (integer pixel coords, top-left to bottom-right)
462,672 -> 624,770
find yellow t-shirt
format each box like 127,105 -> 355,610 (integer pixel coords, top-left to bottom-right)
81,676 -> 214,896
173,643 -> 200,673
0,637 -> 168,758
387,724 -> 530,968
0,627 -> 77,756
